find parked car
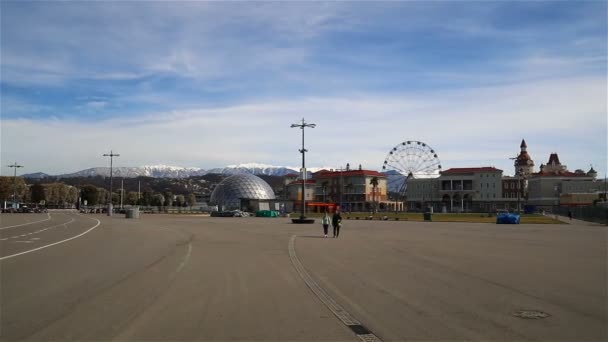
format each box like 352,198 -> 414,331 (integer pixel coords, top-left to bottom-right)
496,212 -> 521,224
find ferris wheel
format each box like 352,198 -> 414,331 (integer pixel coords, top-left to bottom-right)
381,140 -> 442,200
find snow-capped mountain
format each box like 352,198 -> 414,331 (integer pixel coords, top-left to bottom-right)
23,163 -> 341,179
20,172 -> 51,179
206,163 -> 298,176
59,165 -> 207,178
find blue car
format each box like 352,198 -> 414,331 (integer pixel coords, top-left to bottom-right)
496,212 -> 521,224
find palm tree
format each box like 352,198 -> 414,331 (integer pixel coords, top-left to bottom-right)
370,177 -> 379,213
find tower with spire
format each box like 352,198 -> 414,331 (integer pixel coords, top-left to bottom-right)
514,139 -> 534,176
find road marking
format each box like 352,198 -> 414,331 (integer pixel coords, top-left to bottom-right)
0,213 -> 52,230
288,235 -> 382,342
31,238 -> 40,240
0,217 -> 101,261
6,218 -> 75,239
175,242 -> 193,274
0,238 -> 7,241
14,241 -> 33,243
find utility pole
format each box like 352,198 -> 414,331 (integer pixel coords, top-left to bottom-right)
120,178 -> 124,209
8,162 -> 24,209
103,150 -> 120,216
290,118 -> 316,223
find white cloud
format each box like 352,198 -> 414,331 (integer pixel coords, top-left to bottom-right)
1,75 -> 605,177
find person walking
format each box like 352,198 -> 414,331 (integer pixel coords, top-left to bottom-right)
321,211 -> 331,238
332,209 -> 342,238
568,210 -> 573,221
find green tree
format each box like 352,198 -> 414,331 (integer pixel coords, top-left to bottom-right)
81,185 -> 99,206
175,195 -> 185,207
163,191 -> 174,207
127,192 -> 139,205
30,183 -> 46,204
141,190 -> 154,206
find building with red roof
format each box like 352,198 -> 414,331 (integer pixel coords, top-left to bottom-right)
312,166 -> 402,212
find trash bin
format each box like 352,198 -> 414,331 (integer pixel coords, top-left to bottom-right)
423,212 -> 433,221
126,208 -> 140,219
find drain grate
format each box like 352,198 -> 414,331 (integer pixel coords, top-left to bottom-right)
513,310 -> 550,319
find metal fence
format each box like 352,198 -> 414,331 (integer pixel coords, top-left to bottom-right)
553,205 -> 608,225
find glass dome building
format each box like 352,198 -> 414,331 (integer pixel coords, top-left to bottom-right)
209,173 -> 276,210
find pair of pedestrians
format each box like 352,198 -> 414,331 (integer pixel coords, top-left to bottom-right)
321,211 -> 342,238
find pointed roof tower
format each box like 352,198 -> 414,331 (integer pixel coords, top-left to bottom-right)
514,139 -> 534,175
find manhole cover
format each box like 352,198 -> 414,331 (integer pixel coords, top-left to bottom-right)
513,310 -> 550,319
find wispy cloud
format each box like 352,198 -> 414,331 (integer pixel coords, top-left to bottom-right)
2,75 -> 605,176
1,1 -> 606,177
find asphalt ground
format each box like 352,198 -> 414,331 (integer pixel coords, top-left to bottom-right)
0,212 -> 605,341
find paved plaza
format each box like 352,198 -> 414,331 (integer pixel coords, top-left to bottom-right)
1,212 -> 606,341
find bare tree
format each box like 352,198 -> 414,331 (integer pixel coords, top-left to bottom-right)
187,193 -> 197,209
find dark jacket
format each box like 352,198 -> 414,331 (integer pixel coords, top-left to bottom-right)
332,212 -> 342,226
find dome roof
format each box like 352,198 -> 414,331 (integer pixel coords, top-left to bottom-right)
209,173 -> 275,210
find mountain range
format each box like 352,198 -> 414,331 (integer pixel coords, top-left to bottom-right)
22,163 -> 301,179
21,164 -> 408,189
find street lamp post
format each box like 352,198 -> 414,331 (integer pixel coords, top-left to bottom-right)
290,118 -> 316,224
103,150 -> 120,216
517,168 -> 521,214
8,162 -> 24,209
120,178 -> 124,209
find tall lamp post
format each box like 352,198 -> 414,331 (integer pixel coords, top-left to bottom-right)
8,162 -> 24,209
290,118 -> 316,224
516,168 -> 522,214
103,150 -> 120,216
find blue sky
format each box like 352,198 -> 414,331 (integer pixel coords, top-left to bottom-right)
1,1 -> 606,177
